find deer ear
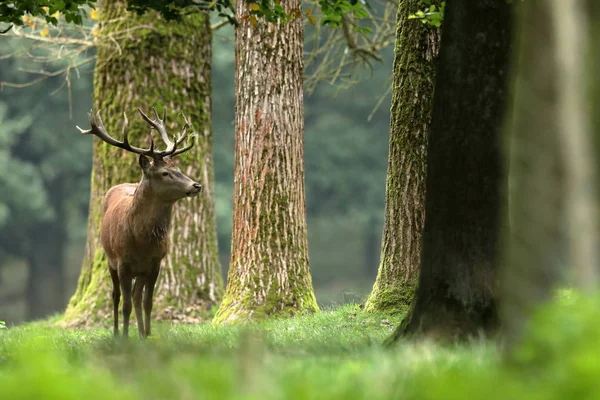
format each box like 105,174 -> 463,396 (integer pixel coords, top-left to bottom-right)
139,155 -> 151,172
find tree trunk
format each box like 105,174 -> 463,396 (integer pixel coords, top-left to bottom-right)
212,0 -> 319,325
501,0 -> 600,348
364,0 -> 441,314
61,0 -> 222,327
389,0 -> 512,341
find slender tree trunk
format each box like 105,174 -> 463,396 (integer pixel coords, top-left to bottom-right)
389,0 -> 513,341
501,0 -> 600,348
61,0 -> 222,327
364,0 -> 441,314
212,0 -> 319,325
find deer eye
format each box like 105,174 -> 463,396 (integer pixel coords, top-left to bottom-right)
162,172 -> 169,177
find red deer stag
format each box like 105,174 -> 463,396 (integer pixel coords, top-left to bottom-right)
77,108 -> 202,338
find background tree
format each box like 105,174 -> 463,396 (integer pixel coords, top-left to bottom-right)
62,0 -> 222,327
389,0 -> 513,341
364,0 -> 441,314
213,0 -> 319,324
501,0 -> 600,348
0,52 -> 92,320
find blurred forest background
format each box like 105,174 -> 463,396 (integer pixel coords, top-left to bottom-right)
0,16 -> 394,324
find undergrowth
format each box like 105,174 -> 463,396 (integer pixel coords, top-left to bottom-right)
1,297 -> 599,399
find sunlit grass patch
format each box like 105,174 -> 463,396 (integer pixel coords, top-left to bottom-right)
2,298 -> 600,399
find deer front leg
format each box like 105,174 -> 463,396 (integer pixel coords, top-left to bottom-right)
118,267 -> 133,338
143,265 -> 160,337
109,267 -> 120,337
133,276 -> 146,338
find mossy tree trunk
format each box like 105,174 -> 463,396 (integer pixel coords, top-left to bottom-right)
62,0 -> 222,327
389,0 -> 513,341
212,0 -> 319,325
364,0 -> 441,314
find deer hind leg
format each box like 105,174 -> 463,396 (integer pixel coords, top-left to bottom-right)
109,267 -> 120,337
132,276 -> 146,338
143,265 -> 160,337
117,266 -> 133,338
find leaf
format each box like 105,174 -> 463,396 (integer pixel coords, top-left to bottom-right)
249,3 -> 261,11
305,8 -> 312,15
308,15 -> 316,25
40,28 -> 49,37
249,15 -> 258,26
89,8 -> 99,20
353,8 -> 369,19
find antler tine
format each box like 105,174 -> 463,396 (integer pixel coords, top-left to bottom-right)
138,107 -> 174,152
170,112 -> 195,157
170,135 -> 195,157
121,111 -> 130,146
77,109 -> 154,157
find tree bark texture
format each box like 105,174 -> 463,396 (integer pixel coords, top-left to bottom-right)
390,0 -> 512,341
364,0 -> 441,314
212,0 -> 319,325
61,0 -> 222,327
501,0 -> 600,348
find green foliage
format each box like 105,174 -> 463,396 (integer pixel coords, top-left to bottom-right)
237,0 -> 372,30
0,0 -> 94,27
318,0 -> 370,28
4,295 -> 600,399
0,0 -> 372,32
126,0 -> 236,26
0,104 -> 51,249
0,39 -> 92,259
408,0 -> 445,28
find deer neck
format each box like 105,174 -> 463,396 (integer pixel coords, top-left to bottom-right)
129,181 -> 173,242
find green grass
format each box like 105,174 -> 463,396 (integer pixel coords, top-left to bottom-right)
1,298 -> 599,400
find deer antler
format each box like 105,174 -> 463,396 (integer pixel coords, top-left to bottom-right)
137,107 -> 194,158
77,108 -> 195,161
77,109 -> 156,157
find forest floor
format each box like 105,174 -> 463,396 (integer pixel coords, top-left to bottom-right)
0,299 -> 598,399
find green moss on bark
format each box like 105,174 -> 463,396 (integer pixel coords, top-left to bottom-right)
364,0 -> 440,313
364,279 -> 415,315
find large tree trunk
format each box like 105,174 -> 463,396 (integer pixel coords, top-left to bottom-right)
61,0 -> 222,327
501,0 -> 600,348
364,0 -> 441,314
389,0 -> 513,341
212,0 -> 319,325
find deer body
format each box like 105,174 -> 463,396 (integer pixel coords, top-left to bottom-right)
78,108 -> 200,338
101,183 -> 171,273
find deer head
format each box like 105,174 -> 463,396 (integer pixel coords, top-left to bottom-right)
77,108 -> 202,202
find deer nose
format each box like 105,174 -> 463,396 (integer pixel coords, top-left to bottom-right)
193,183 -> 202,192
